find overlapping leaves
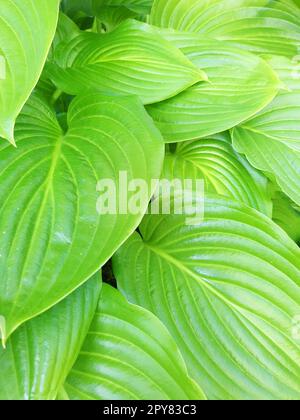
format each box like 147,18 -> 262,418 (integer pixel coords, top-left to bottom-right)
0,0 -> 60,143
114,195 -> 300,400
150,0 -> 300,57
0,275 -> 101,400
162,133 -> 272,216
147,33 -> 279,142
1,0 -> 300,403
232,57 -> 300,206
48,20 -> 206,104
62,284 -> 205,400
0,92 -> 163,342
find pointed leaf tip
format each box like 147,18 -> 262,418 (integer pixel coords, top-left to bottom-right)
0,119 -> 16,146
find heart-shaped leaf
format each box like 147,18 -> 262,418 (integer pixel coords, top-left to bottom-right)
162,133 -> 272,216
47,20 -> 206,105
113,195 -> 300,400
0,0 -> 60,143
62,284 -> 205,400
147,34 -> 279,142
0,92 -> 164,342
0,274 -> 101,400
150,0 -> 300,57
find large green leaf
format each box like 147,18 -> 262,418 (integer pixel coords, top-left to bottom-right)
232,90 -> 300,206
113,195 -> 300,400
62,284 -> 205,400
150,0 -> 300,57
0,274 -> 101,400
47,20 -> 206,105
0,0 -> 60,144
147,34 -> 279,142
162,133 -> 272,216
0,92 -> 164,343
232,56 -> 300,206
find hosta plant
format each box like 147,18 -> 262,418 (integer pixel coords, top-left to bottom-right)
0,0 -> 300,401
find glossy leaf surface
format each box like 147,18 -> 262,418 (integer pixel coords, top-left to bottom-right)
147,35 -> 279,142
0,274 -> 101,400
63,284 -> 205,400
150,0 -> 300,57
162,133 -> 272,216
114,196 -> 300,400
0,0 -> 60,143
0,92 -> 164,341
48,20 -> 206,105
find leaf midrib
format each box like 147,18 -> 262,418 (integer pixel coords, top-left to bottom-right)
7,135 -> 64,324
145,242 -> 245,312
239,124 -> 300,153
144,242 -> 300,393
144,241 -> 299,346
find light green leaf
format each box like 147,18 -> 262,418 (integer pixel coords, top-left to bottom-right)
47,20 -> 206,105
0,274 -> 101,401
162,133 -> 272,216
232,56 -> 300,206
0,92 -> 164,342
150,0 -> 300,57
232,91 -> 300,206
113,195 -> 300,400
147,34 -> 279,142
63,284 -> 205,400
0,0 -> 60,144
272,191 -> 300,244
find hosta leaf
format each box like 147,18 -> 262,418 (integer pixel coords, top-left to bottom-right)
272,192 -> 300,244
150,0 -> 300,57
47,20 -> 206,105
0,274 -> 101,401
63,284 -> 205,400
162,133 -> 272,216
231,56 -> 300,206
0,0 -> 60,144
113,195 -> 300,400
147,35 -> 279,142
0,92 -> 164,342
232,91 -> 300,206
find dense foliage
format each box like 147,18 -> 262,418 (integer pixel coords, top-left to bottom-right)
0,0 -> 300,400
